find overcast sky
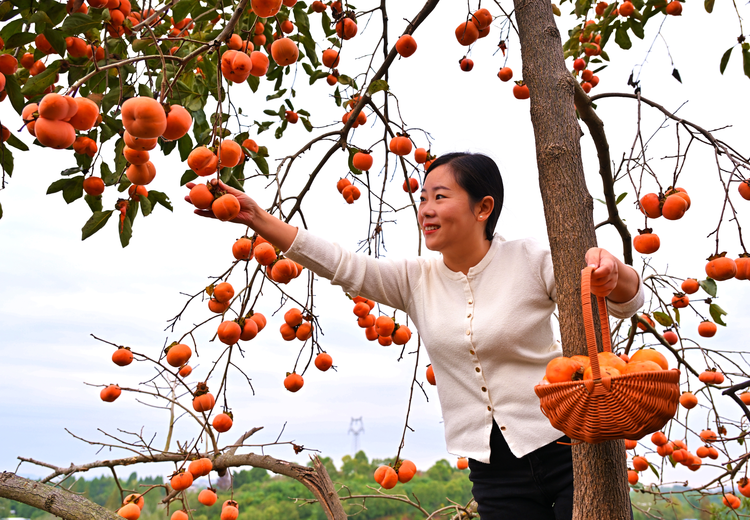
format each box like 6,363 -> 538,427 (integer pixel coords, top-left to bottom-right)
1,0 -> 750,492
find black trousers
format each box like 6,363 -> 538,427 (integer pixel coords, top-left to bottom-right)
468,422 -> 574,520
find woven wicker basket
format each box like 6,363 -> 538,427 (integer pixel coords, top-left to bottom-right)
534,266 -> 680,443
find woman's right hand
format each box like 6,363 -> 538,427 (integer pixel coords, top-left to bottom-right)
185,178 -> 257,228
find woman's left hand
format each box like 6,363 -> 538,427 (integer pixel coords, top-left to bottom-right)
585,247 -> 621,297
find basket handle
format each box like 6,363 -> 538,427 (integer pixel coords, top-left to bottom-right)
581,266 -> 612,381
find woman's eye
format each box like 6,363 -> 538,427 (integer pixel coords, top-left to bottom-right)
419,196 -> 426,202
435,194 -> 445,199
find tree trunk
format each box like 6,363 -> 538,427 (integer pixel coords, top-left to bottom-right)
511,0 -> 632,519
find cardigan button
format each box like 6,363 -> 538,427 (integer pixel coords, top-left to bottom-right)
465,330 -> 471,335
469,349 -> 475,355
481,387 -> 487,392
467,313 -> 472,318
468,299 -> 473,305
500,425 -> 506,431
487,406 -> 492,411
475,367 -> 481,372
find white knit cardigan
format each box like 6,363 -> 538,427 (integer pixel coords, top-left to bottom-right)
284,229 -> 644,462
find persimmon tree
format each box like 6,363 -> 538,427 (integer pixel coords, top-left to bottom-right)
1,0 -> 750,519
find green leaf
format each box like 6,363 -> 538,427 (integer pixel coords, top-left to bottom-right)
62,13 -> 101,35
101,162 -> 119,185
139,193 -> 152,216
180,169 -> 198,185
614,26 -> 632,50
594,197 -> 605,204
720,47 -> 733,74
267,88 -> 287,101
114,139 -> 127,179
0,201 -> 3,219
47,178 -> 72,195
321,11 -> 336,37
367,79 -> 389,96
743,47 -> 750,79
302,117 -> 312,132
82,210 -> 113,240
672,68 -> 682,83
119,215 -> 132,247
43,28 -> 66,55
85,193 -> 103,212
0,146 -> 14,176
252,156 -> 269,177
5,32 -> 36,49
62,175 -> 84,203
648,462 -> 659,479
247,74 -> 260,93
0,20 -> 23,46
699,278 -> 717,297
178,134 -> 193,162
3,75 -> 25,115
709,303 -> 727,326
173,0 -> 197,24
148,190 -> 173,211
629,19 -> 644,39
615,192 -> 627,205
20,61 -> 61,96
4,131 -> 28,151
348,147 -> 362,175
674,307 -> 680,325
653,311 -> 673,327
704,0 -> 714,13
61,166 -> 82,176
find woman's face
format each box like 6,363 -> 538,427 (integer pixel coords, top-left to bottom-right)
418,165 -> 485,252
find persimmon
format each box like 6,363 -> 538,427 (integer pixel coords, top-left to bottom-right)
100,384 -> 121,402
311,0 -> 326,11
734,254 -> 750,280
271,38 -> 299,66
403,177 -> 419,193
739,180 -> 750,200
251,0 -> 282,17
342,185 -> 361,204
271,258 -> 299,283
739,478 -> 750,498
171,511 -> 188,520
121,97 -> 167,138
190,184 -> 215,209
650,431 -> 668,446
661,194 -> 687,220
395,34 -> 417,57
281,19 -> 294,33
198,488 -> 218,506
723,493 -> 741,509
117,503 -> 141,520
284,372 -> 304,392
254,242 -> 277,265
213,412 -> 233,433
622,360 -> 662,375
471,7 -> 493,29
662,330 -> 678,345
239,317 -> 259,341
242,138 -> 260,154
671,293 -> 689,309
513,83 -> 530,100
705,253 -> 736,281
73,136 -> 97,157
545,357 -> 583,383
392,325 -> 412,345
656,443 -> 674,457
126,162 -> 157,186
681,278 -> 699,294
217,320 -> 242,344
188,457 -> 213,477
358,314 -> 376,328
0,54 -> 18,75
665,0 -> 682,15
741,392 -> 750,405
679,391 -> 698,409
232,237 -> 254,260
193,392 -> 215,412
670,187 -> 691,209
619,0 -> 634,15
582,364 -> 621,379
699,369 -> 723,383
352,152 -> 373,171
221,50 -> 253,82
124,131 -> 157,151
221,504 -> 239,520
162,104 -> 192,140
218,140 -> 243,168
166,343 -> 192,367
460,57 -> 474,71
315,352 -> 333,371
283,308 -> 303,327
170,470 -> 193,491
280,323 -> 296,340
497,67 -> 513,82
457,457 -> 469,470
28,59 -> 46,76
632,455 -> 648,471
83,176 -> 106,196
627,470 -> 638,485
179,365 -> 192,377
372,316 -> 394,337
598,351 -> 628,372
336,17 -> 358,39
378,335 -> 393,346
390,135 -> 412,156
123,494 -> 144,509
249,51 -> 270,76
424,364 -> 437,385
39,93 -> 77,120
365,326 -> 378,341
35,118 -> 76,149
671,449 -> 688,463
112,347 -> 133,366
212,194 -> 241,221
250,312 -> 267,331
636,313 -> 654,331
455,21 -> 479,46
373,465 -> 398,489
633,229 -> 660,254
698,320 -> 717,338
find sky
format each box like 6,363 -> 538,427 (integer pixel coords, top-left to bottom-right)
1,0 -> 750,494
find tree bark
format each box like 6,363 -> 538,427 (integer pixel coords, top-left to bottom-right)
511,0 -> 632,518
0,472 -> 122,520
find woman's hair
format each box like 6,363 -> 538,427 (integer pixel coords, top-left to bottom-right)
425,152 -> 504,241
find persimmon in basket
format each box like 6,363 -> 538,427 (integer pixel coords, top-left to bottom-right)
542,348 -> 669,384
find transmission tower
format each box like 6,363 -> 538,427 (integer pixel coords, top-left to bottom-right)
348,417 -> 365,455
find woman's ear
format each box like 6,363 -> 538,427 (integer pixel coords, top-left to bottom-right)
477,196 -> 494,221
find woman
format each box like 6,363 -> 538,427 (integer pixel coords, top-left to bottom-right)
189,152 -> 643,519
